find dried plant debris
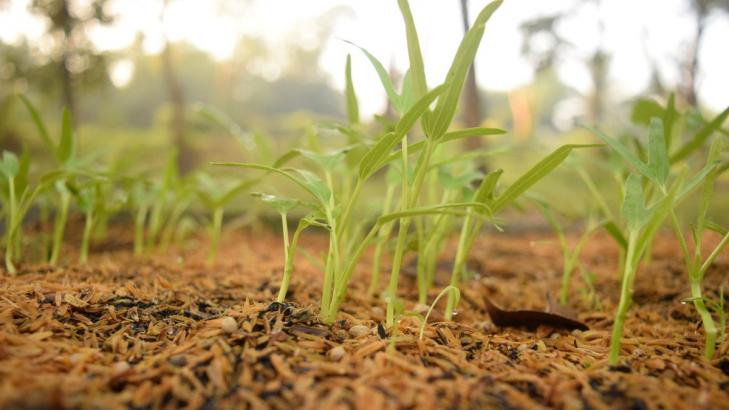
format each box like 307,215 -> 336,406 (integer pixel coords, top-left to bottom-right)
0,230 -> 727,409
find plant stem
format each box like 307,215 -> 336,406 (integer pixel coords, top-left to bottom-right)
690,279 -> 717,359
49,189 -> 70,266
134,204 -> 148,257
207,207 -> 224,266
559,228 -> 592,305
79,211 -> 94,264
368,184 -> 396,297
278,217 -> 305,303
5,177 -> 17,274
609,229 -> 638,365
445,209 -> 473,320
385,136 -> 412,327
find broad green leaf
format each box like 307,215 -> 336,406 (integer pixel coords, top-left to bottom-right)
621,174 -> 648,231
663,93 -> 678,149
298,148 -> 349,171
18,95 -> 54,155
697,138 -> 723,231
630,98 -> 663,126
58,108 -> 75,165
437,167 -> 482,191
399,69 -> 415,111
397,0 -> 427,100
427,0 -> 502,139
344,54 -> 359,125
491,144 -> 599,213
290,169 -> 331,205
586,125 -> 653,180
345,40 -> 401,112
473,169 -> 503,209
0,151 -> 19,178
603,220 -> 628,250
647,117 -> 669,187
671,106 -> 729,163
213,162 -> 329,206
252,192 -> 300,214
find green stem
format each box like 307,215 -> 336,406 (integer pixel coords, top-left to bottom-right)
79,211 -> 94,264
49,189 -> 70,266
207,207 -> 224,266
559,228 -> 592,305
445,210 -> 473,320
134,204 -> 148,257
369,184 -> 397,296
609,230 -> 638,365
278,217 -> 305,303
690,279 -> 717,359
5,177 -> 17,274
325,223 -> 379,323
385,136 -> 413,328
336,179 -> 363,239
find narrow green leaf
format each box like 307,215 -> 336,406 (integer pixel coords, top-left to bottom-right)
385,127 -> 506,164
18,95 -> 55,155
344,54 -> 360,125
359,131 -> 399,180
671,106 -> 729,163
473,168 -> 503,207
585,125 -> 653,180
491,144 -> 599,213
427,0 -> 503,139
395,83 -> 446,136
621,174 -> 648,231
252,192 -> 300,215
397,0 -> 427,99
647,117 -> 669,187
345,40 -> 401,112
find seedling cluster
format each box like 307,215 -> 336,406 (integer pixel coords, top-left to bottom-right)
1,0 -> 727,367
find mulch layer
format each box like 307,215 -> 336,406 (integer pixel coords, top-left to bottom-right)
0,227 -> 727,410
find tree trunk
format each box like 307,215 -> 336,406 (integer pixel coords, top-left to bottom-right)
161,41 -> 194,173
459,0 -> 483,150
683,2 -> 706,107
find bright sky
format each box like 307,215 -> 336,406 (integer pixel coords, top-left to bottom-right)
1,0 -> 727,116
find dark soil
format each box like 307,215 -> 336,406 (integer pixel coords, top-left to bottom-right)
0,227 -> 727,409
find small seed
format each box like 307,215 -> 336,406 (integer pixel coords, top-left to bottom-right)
645,358 -> 666,370
220,317 -> 238,334
112,361 -> 130,376
349,325 -> 370,338
517,343 -> 529,352
328,346 -> 346,361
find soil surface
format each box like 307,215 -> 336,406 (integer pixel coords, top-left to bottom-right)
1,226 -> 728,409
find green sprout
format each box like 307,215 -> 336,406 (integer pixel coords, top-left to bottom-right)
589,117 -> 718,365
670,138 -> 728,359
194,172 -> 256,265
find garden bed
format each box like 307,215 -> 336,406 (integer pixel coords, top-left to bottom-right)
0,228 -> 727,409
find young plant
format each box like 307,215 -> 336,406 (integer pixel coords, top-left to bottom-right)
670,139 -> 728,359
73,177 -> 111,264
252,193 -> 319,302
0,150 -> 63,273
536,200 -> 600,305
194,172 -> 257,265
589,118 -> 718,364
20,98 -> 79,266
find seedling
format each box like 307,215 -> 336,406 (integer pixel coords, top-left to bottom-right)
536,200 -> 600,305
19,97 -> 79,266
670,138 -> 728,359
0,149 -> 63,274
252,193 -> 320,302
194,172 -> 257,265
589,117 -> 718,364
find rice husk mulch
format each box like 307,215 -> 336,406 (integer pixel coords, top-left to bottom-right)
0,228 -> 727,409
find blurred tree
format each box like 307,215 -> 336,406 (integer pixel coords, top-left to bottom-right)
28,0 -> 113,126
520,0 -> 608,124
682,0 -> 729,106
